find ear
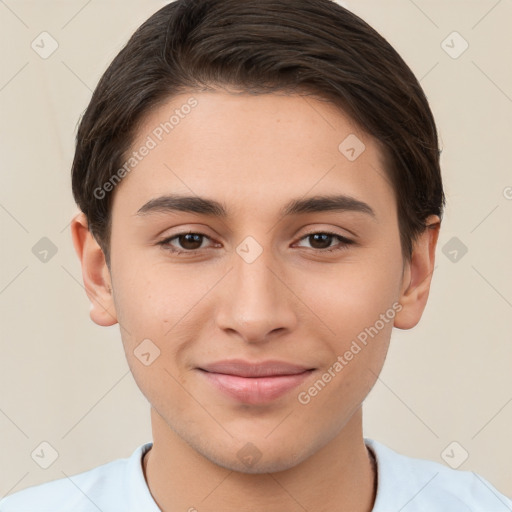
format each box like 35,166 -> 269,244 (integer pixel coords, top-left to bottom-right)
394,215 -> 441,330
70,212 -> 118,327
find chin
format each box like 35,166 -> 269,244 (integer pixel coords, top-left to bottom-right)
201,440 -> 316,475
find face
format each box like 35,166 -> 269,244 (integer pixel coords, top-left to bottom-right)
87,90 -> 417,473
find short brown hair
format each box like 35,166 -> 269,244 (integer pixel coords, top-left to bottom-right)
71,0 -> 445,265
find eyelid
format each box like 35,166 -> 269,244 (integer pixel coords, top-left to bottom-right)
293,230 -> 354,252
158,230 -> 218,253
298,228 -> 353,243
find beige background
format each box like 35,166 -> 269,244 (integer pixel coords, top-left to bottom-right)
1,0 -> 511,500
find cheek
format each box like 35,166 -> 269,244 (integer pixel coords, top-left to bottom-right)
111,267 -> 199,412
292,253 -> 403,340
111,256 -> 187,329
111,261 -> 217,369
296,280 -> 398,424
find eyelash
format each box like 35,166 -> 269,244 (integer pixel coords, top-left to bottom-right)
157,230 -> 355,256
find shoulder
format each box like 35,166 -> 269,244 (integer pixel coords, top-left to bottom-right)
0,442 -> 154,512
366,438 -> 512,512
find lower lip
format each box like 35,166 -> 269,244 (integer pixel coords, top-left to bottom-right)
199,369 -> 314,404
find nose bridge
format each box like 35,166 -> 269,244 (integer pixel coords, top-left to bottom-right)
235,244 -> 277,305
233,238 -> 280,314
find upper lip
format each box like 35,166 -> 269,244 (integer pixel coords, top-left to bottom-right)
198,359 -> 314,377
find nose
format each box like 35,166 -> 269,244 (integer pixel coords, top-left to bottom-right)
215,243 -> 298,344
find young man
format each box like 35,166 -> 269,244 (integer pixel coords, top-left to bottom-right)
1,0 -> 510,510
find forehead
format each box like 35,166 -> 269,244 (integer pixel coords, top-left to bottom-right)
112,90 -> 395,221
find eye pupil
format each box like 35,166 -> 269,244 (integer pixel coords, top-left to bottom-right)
179,233 -> 203,250
310,233 -> 332,249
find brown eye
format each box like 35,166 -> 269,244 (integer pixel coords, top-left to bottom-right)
297,231 -> 354,253
176,233 -> 204,250
159,232 -> 211,254
308,233 -> 335,250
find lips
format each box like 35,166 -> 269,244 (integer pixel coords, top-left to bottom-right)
197,359 -> 315,404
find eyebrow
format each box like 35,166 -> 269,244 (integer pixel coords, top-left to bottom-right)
136,193 -> 376,219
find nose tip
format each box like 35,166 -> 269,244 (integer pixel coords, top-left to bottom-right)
215,253 -> 297,344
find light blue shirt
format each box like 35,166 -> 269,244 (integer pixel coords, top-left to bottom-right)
1,438 -> 511,511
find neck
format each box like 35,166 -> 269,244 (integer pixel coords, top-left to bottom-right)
142,406 -> 377,512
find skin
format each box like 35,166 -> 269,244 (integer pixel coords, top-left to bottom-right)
71,90 -> 440,512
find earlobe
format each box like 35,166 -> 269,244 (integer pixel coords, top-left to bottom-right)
70,212 -> 118,327
394,215 -> 441,330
